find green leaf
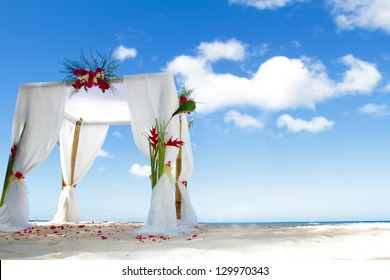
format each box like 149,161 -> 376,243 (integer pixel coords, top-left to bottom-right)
172,100 -> 196,117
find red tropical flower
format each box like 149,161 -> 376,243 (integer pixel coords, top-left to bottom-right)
148,127 -> 159,149
14,172 -> 24,180
10,144 -> 17,161
179,95 -> 188,104
165,137 -> 184,148
98,80 -> 110,91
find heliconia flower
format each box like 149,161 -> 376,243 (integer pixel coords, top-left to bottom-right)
148,127 -> 159,149
165,137 -> 184,148
10,144 -> 17,161
179,95 -> 188,104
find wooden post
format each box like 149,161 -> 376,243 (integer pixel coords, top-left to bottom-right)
175,116 -> 182,220
70,118 -> 83,186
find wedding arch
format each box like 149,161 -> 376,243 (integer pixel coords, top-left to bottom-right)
0,72 -> 197,235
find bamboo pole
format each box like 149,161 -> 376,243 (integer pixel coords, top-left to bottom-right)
175,116 -> 182,219
70,118 -> 83,186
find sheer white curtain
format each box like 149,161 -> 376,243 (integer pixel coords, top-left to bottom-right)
0,83 -> 66,232
53,119 -> 109,222
124,73 -> 184,235
178,115 -> 197,226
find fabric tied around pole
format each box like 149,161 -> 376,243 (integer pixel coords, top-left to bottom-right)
53,119 -> 109,223
0,82 -> 66,232
125,73 -> 197,236
0,175 -> 30,232
53,185 -> 80,223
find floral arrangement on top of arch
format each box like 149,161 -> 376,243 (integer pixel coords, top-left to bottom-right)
62,49 -> 119,94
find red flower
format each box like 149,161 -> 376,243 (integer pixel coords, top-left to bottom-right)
79,69 -> 87,76
72,80 -> 83,90
14,172 -> 24,180
149,127 -> 159,149
165,137 -> 184,148
101,236 -> 107,240
98,80 -> 110,91
10,144 -> 17,161
179,95 -> 188,104
85,80 -> 94,88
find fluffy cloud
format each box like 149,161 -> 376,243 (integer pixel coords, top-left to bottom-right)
383,83 -> 390,92
229,0 -> 305,10
224,110 -> 264,129
277,114 -> 334,133
97,149 -> 114,159
113,45 -> 137,61
112,130 -> 124,139
336,55 -> 382,93
359,103 -> 390,117
197,39 -> 246,62
327,0 -> 390,32
129,164 -> 151,177
166,39 -> 381,113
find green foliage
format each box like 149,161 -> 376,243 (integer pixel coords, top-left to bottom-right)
61,49 -> 119,81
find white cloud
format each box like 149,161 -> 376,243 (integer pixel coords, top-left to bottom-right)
166,39 -> 381,113
229,0 -> 305,10
383,83 -> 390,92
112,130 -> 124,139
224,110 -> 264,129
129,164 -> 151,177
197,39 -> 246,62
337,55 -> 382,93
359,103 -> 390,117
277,114 -> 334,133
292,40 -> 301,48
113,45 -> 137,61
97,149 -> 114,159
327,0 -> 390,33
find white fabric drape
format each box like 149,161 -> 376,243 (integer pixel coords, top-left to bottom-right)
0,83 -> 66,232
53,119 -> 109,222
178,115 -> 197,226
125,73 -> 185,235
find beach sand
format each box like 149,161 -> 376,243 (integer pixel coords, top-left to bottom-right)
1,222 -> 389,260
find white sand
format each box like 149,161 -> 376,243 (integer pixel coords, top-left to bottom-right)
1,222 -> 389,260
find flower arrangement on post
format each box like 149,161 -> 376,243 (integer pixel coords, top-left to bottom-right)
0,122 -> 26,207
147,97 -> 196,188
62,49 -> 119,95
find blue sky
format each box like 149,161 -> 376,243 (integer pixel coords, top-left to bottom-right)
0,0 -> 389,222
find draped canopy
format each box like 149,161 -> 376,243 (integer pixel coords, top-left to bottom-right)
0,72 -> 197,235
